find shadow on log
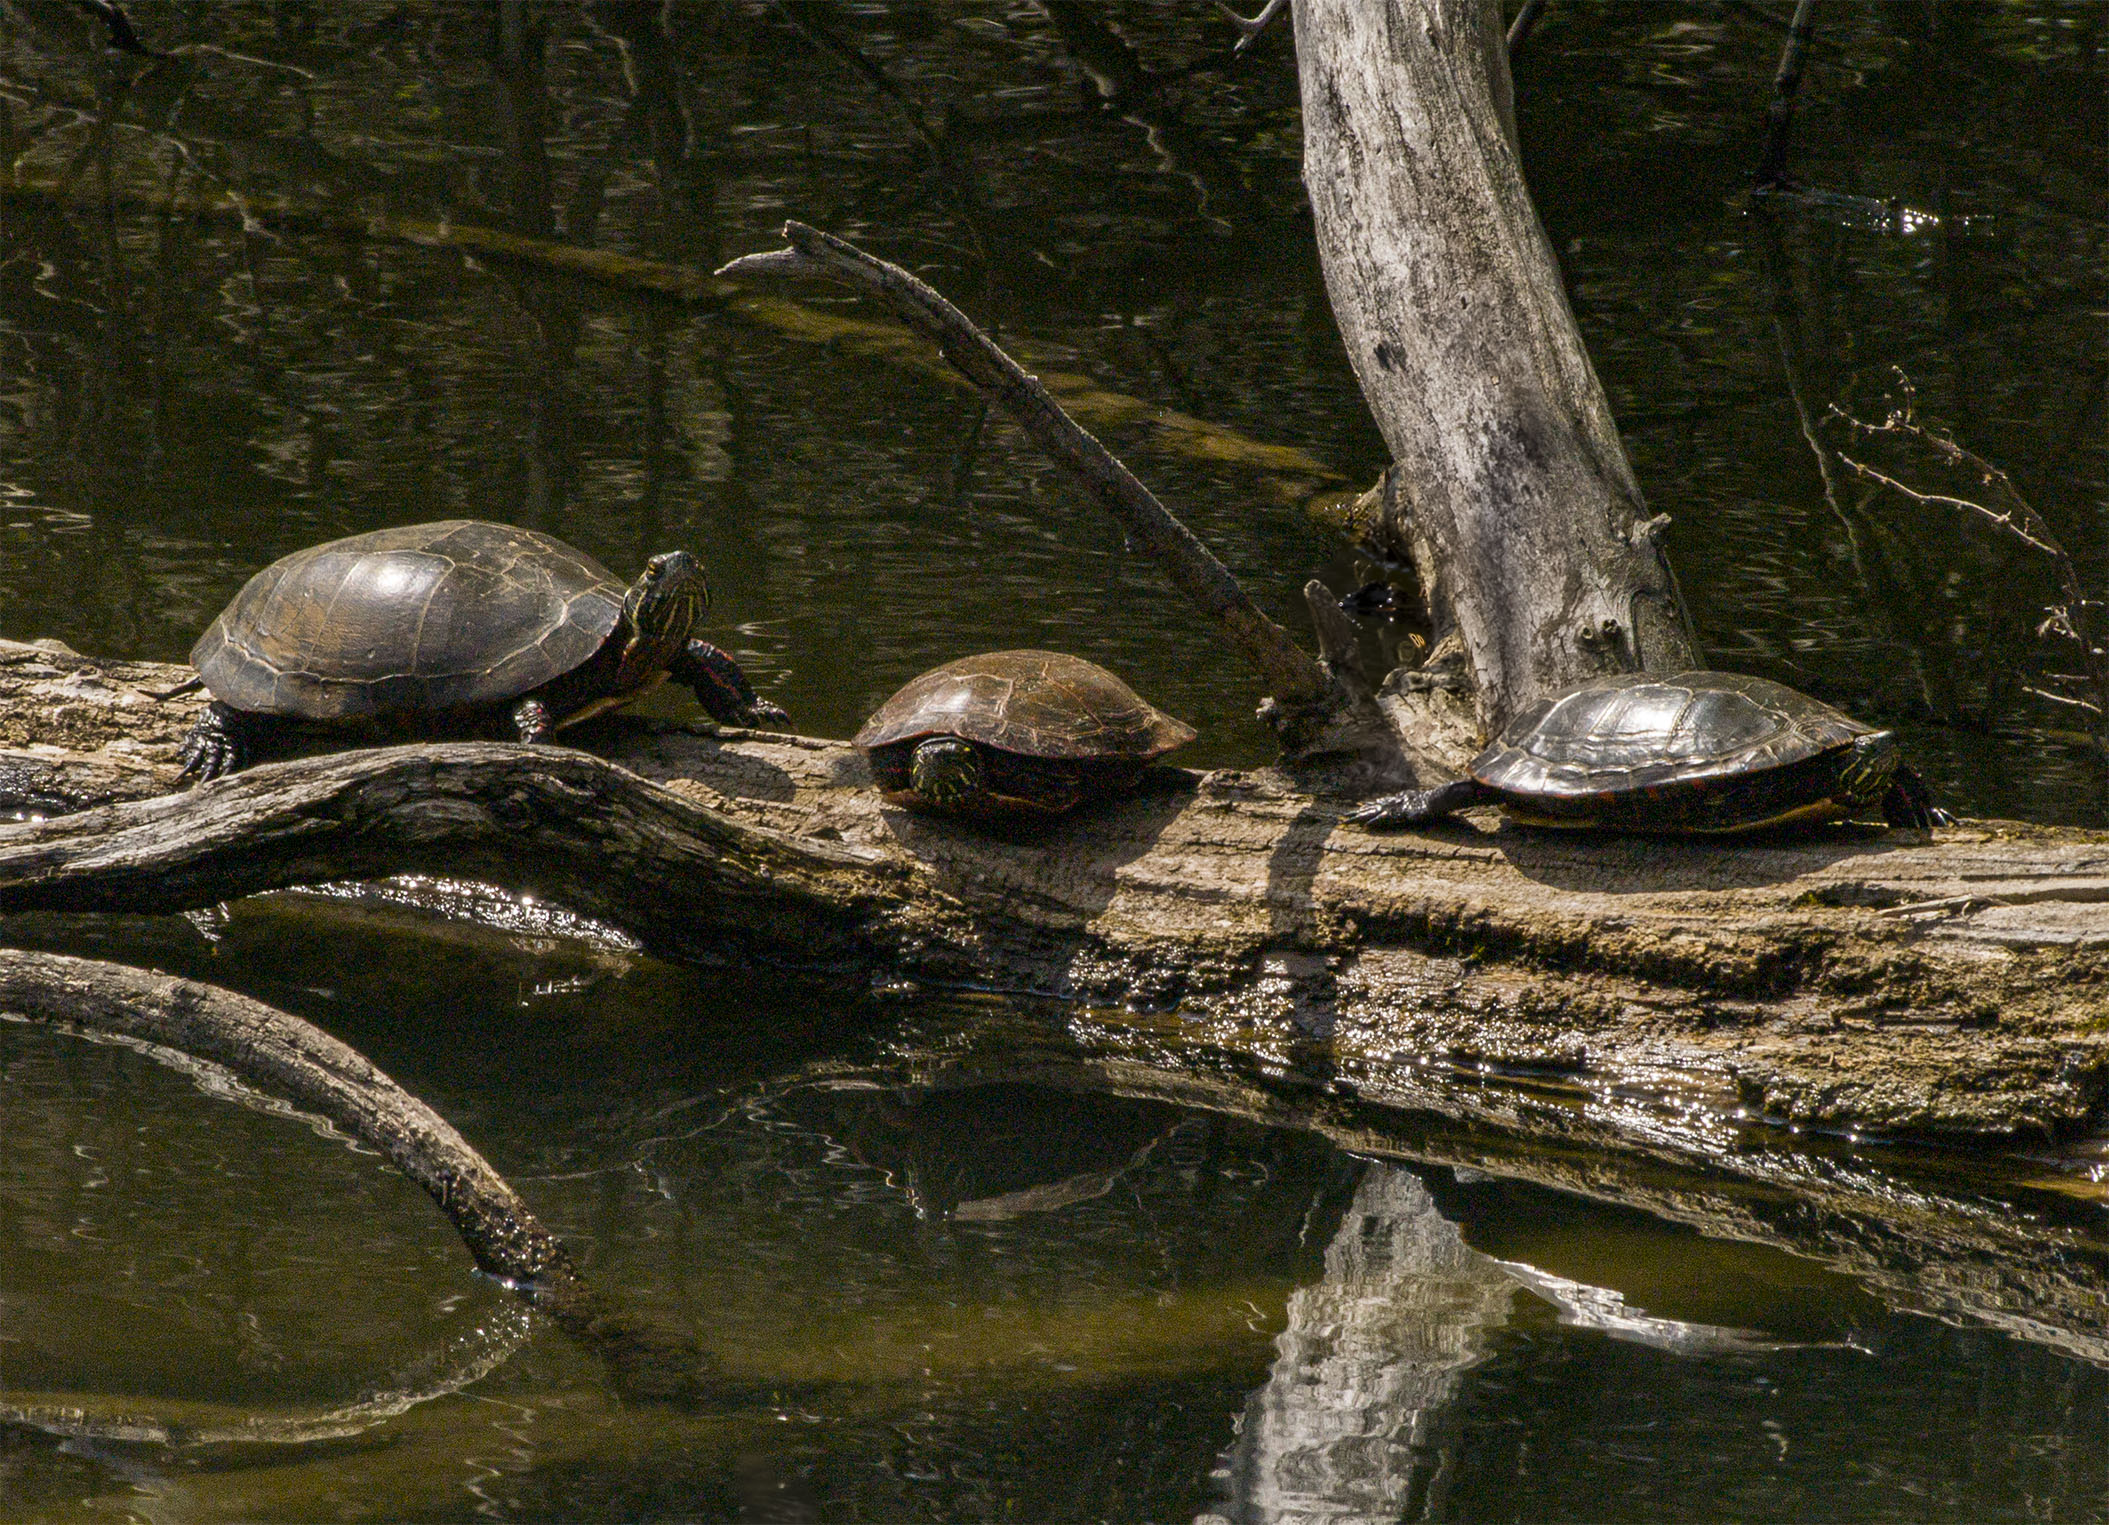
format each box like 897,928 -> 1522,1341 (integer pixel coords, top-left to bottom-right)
0,946 -> 712,1406
4,636 -> 2109,1153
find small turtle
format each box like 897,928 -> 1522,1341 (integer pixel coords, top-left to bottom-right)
175,519 -> 785,780
854,650 -> 1196,817
1351,670 -> 1950,834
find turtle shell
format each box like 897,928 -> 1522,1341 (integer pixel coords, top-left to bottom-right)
853,650 -> 1197,762
190,520 -> 626,721
1475,671 -> 1872,814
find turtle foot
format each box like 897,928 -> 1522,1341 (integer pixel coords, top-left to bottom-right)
1349,776 -> 1487,831
737,695 -> 791,729
1881,767 -> 1952,831
1349,789 -> 1444,831
175,702 -> 250,782
675,640 -> 786,729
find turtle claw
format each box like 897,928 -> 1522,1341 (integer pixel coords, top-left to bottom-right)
674,640 -> 786,729
175,702 -> 250,782
1350,778 -> 1485,831
1881,766 -> 1951,831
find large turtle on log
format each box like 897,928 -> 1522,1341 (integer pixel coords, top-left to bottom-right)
854,650 -> 1196,818
1351,671 -> 1950,834
175,520 -> 786,780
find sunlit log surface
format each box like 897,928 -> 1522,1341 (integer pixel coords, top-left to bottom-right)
5,639 -> 2109,1154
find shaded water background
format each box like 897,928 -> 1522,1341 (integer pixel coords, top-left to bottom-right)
0,2 -> 2104,1520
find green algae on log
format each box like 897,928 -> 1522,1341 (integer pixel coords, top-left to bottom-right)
3,639 -> 2109,1149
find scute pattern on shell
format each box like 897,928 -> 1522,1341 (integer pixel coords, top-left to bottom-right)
191,520 -> 626,720
853,650 -> 1197,762
1476,671 -> 1872,801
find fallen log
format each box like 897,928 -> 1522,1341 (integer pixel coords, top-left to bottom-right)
4,637 -> 2108,1151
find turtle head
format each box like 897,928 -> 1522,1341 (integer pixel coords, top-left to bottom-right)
1837,730 -> 1901,809
620,551 -> 707,676
909,737 -> 985,813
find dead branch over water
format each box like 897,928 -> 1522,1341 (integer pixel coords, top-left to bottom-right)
0,944 -> 712,1404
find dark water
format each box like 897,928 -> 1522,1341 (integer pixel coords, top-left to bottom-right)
0,3 -> 2105,1521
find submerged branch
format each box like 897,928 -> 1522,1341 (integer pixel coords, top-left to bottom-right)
0,948 -> 710,1403
1755,0 -> 1819,189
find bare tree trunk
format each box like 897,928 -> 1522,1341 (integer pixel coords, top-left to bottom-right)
1295,0 -> 1697,733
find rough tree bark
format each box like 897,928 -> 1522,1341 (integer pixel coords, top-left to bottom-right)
4,643 -> 2109,1150
1295,0 -> 1697,737
3,0 -> 2107,1330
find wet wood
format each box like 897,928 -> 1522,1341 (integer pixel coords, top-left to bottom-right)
0,942 -> 710,1403
4,639 -> 2108,1150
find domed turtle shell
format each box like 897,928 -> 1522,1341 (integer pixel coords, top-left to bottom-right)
854,650 -> 1196,761
190,520 -> 627,721
1475,671 -> 1869,804
1354,670 -> 1945,833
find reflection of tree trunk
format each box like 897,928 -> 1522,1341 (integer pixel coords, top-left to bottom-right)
1202,1163 -> 1515,1525
1756,208 -> 1946,721
486,0 -> 582,530
594,0 -> 720,557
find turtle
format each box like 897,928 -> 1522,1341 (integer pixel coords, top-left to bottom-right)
1350,670 -> 1951,834
174,519 -> 787,780
853,650 -> 1196,818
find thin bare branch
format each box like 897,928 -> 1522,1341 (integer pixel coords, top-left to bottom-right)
1828,376 -> 2109,750
2023,686 -> 2105,716
1215,0 -> 1290,55
1830,449 -> 2062,556
715,221 -> 1337,715
1506,0 -> 1550,58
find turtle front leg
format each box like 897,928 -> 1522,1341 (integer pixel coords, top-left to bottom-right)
670,640 -> 789,728
1880,765 -> 1954,830
176,701 -> 256,782
512,697 -> 555,745
1349,777 -> 1492,831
